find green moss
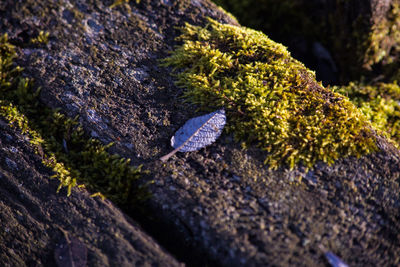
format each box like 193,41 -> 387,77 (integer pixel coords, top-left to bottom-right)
163,19 -> 377,169
364,3 -> 400,67
109,0 -> 140,9
0,33 -> 149,205
30,31 -> 49,45
333,82 -> 400,146
362,3 -> 400,81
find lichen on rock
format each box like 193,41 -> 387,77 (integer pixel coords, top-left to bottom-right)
163,18 -> 378,169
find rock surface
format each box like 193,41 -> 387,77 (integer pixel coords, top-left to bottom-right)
1,0 -> 400,266
213,0 -> 400,83
0,118 -> 182,266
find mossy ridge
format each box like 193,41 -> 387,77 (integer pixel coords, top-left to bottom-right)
163,19 -> 377,169
0,33 -> 148,205
333,82 -> 400,146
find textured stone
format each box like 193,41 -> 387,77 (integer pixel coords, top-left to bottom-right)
0,118 -> 182,266
0,0 -> 400,266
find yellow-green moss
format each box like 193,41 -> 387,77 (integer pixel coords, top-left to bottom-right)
30,31 -> 49,45
364,3 -> 400,67
360,2 -> 400,81
109,0 -> 140,9
333,82 -> 400,146
0,102 -> 79,195
0,33 -> 148,205
163,19 -> 377,169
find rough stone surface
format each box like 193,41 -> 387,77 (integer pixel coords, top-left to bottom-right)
0,118 -> 182,267
312,0 -> 395,82
1,0 -> 400,266
213,0 -> 398,84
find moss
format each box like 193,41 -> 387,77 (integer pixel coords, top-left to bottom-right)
213,0 -> 400,83
0,33 -> 149,205
362,2 -> 400,81
30,31 -> 49,45
109,0 -> 140,9
364,3 -> 400,67
163,19 -> 377,169
333,82 -> 400,146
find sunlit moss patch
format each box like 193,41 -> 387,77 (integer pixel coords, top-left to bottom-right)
163,19 -> 377,169
30,31 -> 49,45
0,33 -> 148,205
333,82 -> 400,146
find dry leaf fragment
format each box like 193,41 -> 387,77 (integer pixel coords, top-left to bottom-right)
160,109 -> 226,162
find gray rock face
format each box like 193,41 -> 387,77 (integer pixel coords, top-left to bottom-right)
1,0 -> 400,266
0,118 -> 182,266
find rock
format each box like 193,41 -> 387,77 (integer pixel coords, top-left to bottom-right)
213,0 -> 400,83
0,0 -> 400,266
0,118 -> 182,266
298,0 -> 398,82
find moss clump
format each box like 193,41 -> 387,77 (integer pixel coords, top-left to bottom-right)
333,82 -> 400,145
362,3 -> 400,81
163,19 -> 377,169
30,31 -> 49,45
0,33 -> 148,205
109,0 -> 140,9
364,3 -> 400,67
